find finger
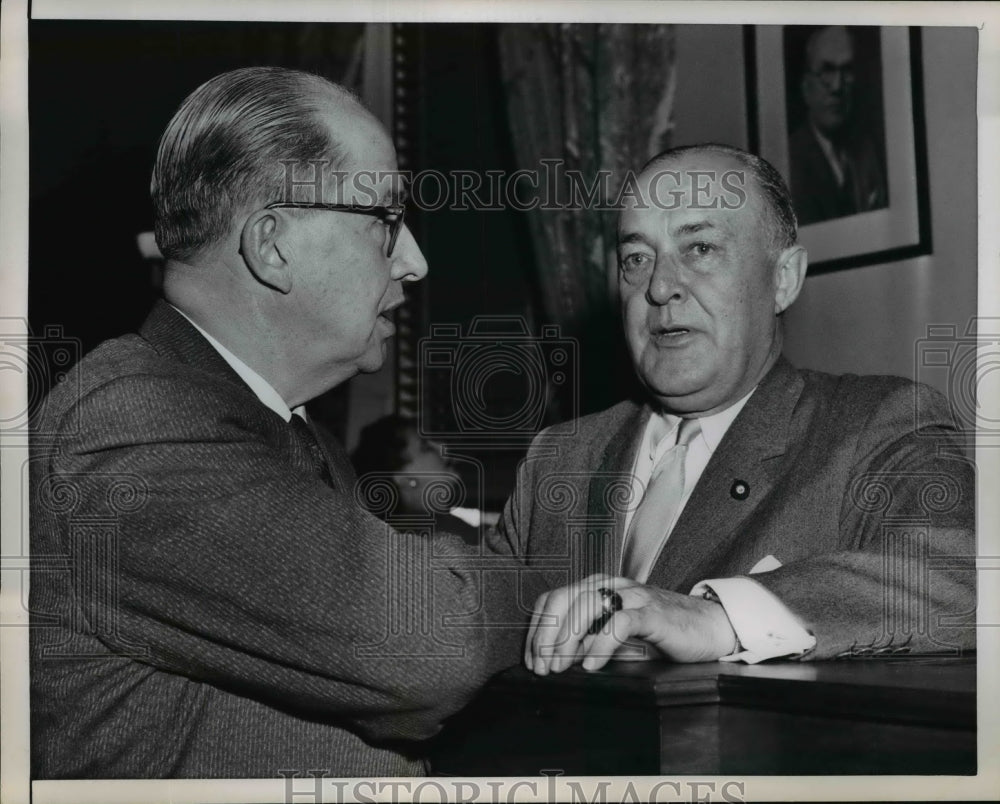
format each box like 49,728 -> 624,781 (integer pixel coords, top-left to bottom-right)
530,588 -> 573,675
528,576 -> 624,674
536,597 -> 583,674
609,577 -> 642,602
589,584 -> 630,636
549,588 -> 605,673
524,591 -> 549,671
581,609 -> 639,671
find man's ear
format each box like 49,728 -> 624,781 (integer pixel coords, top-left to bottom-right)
240,209 -> 293,294
773,244 -> 808,315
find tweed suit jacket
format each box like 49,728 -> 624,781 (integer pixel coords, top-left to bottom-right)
30,302 -> 539,779
495,356 -> 976,659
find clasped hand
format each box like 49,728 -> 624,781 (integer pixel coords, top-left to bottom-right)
525,574 -> 738,674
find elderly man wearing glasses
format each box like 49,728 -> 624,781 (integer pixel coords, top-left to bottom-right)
788,25 -> 888,225
30,67 -> 540,780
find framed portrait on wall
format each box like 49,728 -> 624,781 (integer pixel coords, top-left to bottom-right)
745,26 -> 931,274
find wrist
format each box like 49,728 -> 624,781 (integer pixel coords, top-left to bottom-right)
701,588 -> 740,658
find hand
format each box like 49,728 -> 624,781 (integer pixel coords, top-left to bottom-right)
525,574 -> 738,674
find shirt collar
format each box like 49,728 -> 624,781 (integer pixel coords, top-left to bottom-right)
170,305 -> 301,422
645,385 -> 757,462
697,387 -> 755,452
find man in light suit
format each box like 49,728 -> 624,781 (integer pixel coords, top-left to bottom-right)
30,67 -> 540,778
513,143 -> 974,672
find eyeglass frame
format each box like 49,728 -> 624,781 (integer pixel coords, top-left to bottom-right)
807,63 -> 856,88
264,201 -> 406,257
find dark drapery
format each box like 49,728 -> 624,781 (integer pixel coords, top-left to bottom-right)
498,24 -> 677,332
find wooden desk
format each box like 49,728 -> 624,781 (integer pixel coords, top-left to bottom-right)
429,657 -> 975,775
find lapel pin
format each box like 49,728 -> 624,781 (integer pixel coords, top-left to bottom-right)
730,480 -> 750,500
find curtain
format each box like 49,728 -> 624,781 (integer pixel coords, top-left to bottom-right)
498,24 -> 677,333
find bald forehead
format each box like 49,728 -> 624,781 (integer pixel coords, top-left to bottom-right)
313,86 -> 378,134
641,151 -> 747,189
308,91 -> 399,204
629,151 -> 761,214
807,26 -> 853,67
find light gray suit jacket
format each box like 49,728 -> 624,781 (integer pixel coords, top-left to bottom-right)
495,357 -> 975,659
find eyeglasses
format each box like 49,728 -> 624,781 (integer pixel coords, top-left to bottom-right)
265,201 -> 406,257
808,64 -> 856,88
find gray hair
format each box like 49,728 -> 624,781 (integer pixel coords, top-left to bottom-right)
151,66 -> 356,261
642,143 -> 798,254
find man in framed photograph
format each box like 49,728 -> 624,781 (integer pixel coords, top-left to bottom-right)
787,25 -> 889,225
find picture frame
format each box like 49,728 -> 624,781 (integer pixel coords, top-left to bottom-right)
745,26 -> 931,274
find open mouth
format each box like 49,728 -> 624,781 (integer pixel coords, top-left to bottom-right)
658,326 -> 691,337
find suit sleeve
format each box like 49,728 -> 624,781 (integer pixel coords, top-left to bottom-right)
492,421 -> 566,561
750,382 -> 976,660
41,373 -> 542,743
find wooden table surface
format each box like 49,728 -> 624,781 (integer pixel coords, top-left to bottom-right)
429,656 -> 975,776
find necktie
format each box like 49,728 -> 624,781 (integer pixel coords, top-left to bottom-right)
290,414 -> 335,489
621,417 -> 702,582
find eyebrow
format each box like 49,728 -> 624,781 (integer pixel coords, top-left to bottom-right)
618,219 -> 730,246
819,56 -> 854,69
671,220 -> 717,238
617,231 -> 651,247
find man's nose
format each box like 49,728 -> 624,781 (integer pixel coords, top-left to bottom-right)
391,224 -> 428,282
646,257 -> 685,305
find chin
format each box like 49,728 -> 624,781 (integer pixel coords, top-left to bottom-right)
356,357 -> 386,375
639,346 -> 709,388
640,365 -> 721,413
356,342 -> 389,374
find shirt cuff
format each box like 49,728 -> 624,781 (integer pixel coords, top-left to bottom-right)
690,577 -> 816,664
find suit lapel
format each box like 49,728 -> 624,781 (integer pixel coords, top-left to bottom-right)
309,416 -> 358,490
646,357 -> 804,591
141,301 -> 356,490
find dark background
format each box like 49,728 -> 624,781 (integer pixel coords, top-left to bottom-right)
29,21 -> 545,506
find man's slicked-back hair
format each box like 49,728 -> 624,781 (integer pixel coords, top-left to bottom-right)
151,66 -> 357,261
642,143 -> 799,253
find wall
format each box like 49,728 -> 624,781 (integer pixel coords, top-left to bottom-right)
671,25 -> 978,399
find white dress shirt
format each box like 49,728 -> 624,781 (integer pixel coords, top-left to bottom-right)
627,389 -> 816,663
